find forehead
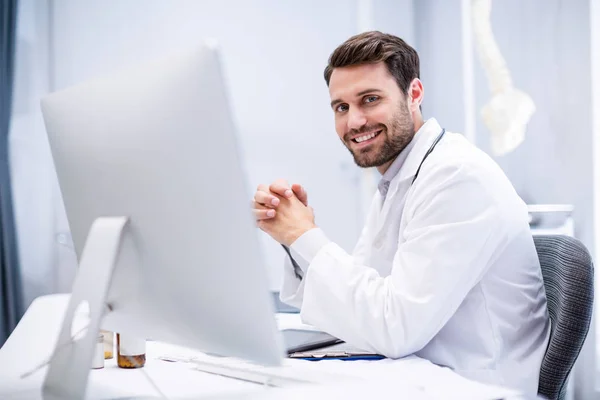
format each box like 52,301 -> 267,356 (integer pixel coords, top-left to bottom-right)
328,62 -> 398,100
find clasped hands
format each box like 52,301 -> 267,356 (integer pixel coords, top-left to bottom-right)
252,179 -> 317,247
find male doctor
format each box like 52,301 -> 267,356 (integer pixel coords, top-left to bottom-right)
253,31 -> 550,396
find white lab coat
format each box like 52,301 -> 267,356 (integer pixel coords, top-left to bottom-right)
280,118 -> 550,397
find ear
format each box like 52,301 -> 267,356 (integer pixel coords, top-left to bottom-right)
407,78 -> 424,112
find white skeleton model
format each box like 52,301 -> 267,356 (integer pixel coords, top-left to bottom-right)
472,0 -> 536,155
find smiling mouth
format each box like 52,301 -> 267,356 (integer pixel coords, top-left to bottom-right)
352,130 -> 382,144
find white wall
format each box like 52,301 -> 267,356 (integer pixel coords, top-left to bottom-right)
372,0 -> 415,43
410,5 -> 598,395
11,0 -> 600,395
10,0 -> 77,307
12,0 -> 373,299
13,0 -> 597,316
472,0 -> 595,255
414,0 -> 471,133
467,2 -> 597,395
586,0 -> 600,396
413,0 -> 595,255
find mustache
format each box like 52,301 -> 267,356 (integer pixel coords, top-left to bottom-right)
343,124 -> 386,141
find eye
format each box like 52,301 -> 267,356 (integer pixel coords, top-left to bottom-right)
364,95 -> 379,104
335,103 -> 349,113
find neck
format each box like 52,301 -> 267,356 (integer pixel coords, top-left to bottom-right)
413,114 -> 425,132
377,160 -> 393,175
376,116 -> 426,175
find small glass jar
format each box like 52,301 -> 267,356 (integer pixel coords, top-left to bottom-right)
117,333 -> 146,368
101,330 -> 114,359
91,333 -> 105,369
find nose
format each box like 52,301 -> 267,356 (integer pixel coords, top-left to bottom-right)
347,108 -> 367,131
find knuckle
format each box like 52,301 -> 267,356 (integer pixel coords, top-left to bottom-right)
272,178 -> 288,188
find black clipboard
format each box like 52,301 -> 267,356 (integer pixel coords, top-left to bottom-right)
282,328 -> 343,355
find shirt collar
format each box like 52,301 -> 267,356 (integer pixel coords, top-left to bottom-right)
377,118 -> 441,197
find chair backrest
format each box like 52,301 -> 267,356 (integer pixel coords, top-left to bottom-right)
534,235 -> 594,400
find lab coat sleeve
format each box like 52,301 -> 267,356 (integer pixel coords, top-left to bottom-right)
279,219 -> 373,309
291,228 -> 332,264
299,163 -> 509,358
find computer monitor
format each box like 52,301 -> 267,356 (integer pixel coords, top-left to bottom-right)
39,42 -> 285,399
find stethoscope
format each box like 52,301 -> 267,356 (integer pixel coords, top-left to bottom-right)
284,128 -> 447,279
411,128 -> 446,184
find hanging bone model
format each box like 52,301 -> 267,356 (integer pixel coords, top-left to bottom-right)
471,0 -> 536,155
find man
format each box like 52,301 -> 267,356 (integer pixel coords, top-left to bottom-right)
253,31 -> 550,396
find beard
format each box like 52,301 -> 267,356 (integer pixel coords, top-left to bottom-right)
343,104 -> 415,168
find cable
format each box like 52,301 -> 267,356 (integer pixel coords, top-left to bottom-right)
19,323 -> 91,379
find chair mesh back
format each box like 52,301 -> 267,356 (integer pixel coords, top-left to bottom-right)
534,235 -> 594,400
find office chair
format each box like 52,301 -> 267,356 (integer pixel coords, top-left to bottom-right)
534,235 -> 594,400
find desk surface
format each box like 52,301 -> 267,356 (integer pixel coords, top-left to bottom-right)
0,294 -> 526,400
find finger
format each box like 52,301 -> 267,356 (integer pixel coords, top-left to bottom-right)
254,190 -> 280,207
269,178 -> 293,198
291,183 -> 308,206
256,183 -> 270,193
253,208 -> 276,220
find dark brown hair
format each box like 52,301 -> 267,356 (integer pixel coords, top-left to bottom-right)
324,31 -> 420,94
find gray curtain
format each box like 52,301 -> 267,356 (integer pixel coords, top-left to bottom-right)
0,0 -> 22,346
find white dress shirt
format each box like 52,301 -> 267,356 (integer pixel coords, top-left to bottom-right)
280,118 -> 550,397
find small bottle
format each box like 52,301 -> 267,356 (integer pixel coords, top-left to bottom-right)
101,330 -> 114,359
91,333 -> 105,369
117,333 -> 146,368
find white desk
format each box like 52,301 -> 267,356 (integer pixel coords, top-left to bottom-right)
0,294 -> 526,399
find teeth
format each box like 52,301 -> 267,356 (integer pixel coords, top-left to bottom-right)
355,131 -> 379,143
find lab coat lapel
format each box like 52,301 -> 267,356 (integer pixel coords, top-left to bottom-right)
373,119 -> 444,237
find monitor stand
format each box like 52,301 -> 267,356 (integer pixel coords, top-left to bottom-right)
42,217 -> 129,400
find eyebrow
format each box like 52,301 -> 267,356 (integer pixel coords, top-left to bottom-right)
330,88 -> 383,109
